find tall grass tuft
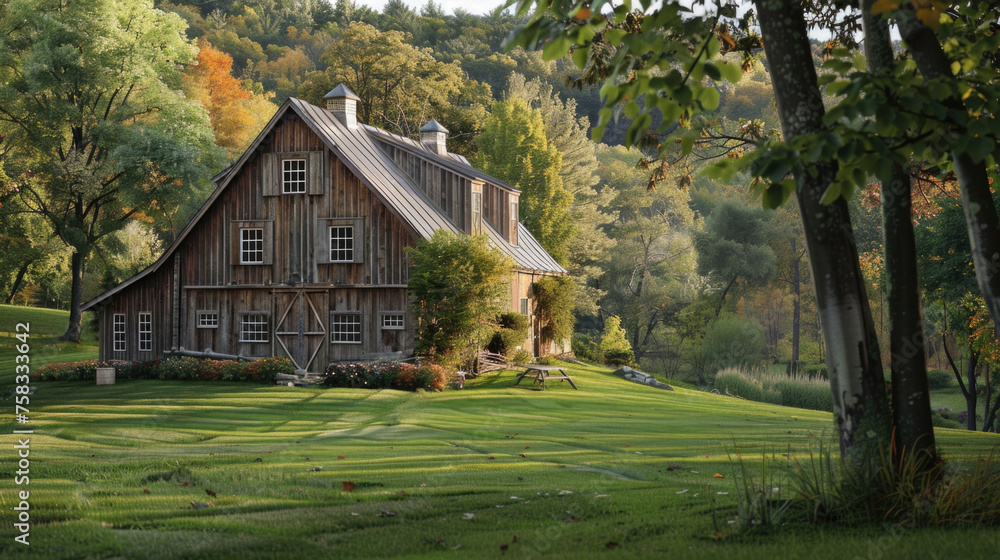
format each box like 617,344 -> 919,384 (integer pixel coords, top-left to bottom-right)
715,366 -> 832,411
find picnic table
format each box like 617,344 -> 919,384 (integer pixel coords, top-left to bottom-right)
513,365 -> 578,390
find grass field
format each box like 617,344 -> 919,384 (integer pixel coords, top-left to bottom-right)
1,305 -> 999,559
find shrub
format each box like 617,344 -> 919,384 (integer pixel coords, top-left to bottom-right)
532,275 -> 575,345
700,315 -> 765,375
803,363 -> 829,380
509,349 -> 533,366
599,316 -> 633,361
714,366 -> 830,411
775,380 -> 834,412
415,363 -> 448,391
603,348 -> 636,367
930,410 -> 964,430
571,332 -> 601,362
323,361 -> 445,392
926,369 -> 954,390
488,311 -> 531,356
34,357 -> 290,384
34,360 -> 105,381
715,371 -> 767,403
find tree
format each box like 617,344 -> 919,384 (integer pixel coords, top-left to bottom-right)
597,145 -> 699,361
473,98 -> 574,264
532,275 -> 576,350
694,198 -> 777,318
0,0 -> 223,341
508,0 -> 893,466
599,315 -> 635,367
406,231 -> 514,368
298,21 -> 491,152
185,39 -> 276,156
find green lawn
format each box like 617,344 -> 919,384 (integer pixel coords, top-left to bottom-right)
1,306 -> 999,559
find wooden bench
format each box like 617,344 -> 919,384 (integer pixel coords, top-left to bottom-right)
513,365 -> 578,390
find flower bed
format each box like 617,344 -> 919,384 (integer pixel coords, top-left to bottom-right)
322,361 -> 446,392
34,356 -> 293,384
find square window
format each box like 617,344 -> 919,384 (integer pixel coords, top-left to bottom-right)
381,313 -> 404,330
198,312 -> 219,329
240,314 -> 269,343
282,159 -> 307,193
330,226 -> 354,262
113,314 -> 126,352
331,314 -> 361,344
138,312 -> 152,352
240,228 -> 264,264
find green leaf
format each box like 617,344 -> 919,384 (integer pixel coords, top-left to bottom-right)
703,62 -> 722,81
719,61 -> 742,84
821,181 -> 842,205
762,182 -> 793,209
542,36 -> 571,61
605,29 -> 626,45
699,87 -> 720,111
967,135 -> 996,163
571,45 -> 590,69
625,113 -> 652,147
624,101 -> 640,120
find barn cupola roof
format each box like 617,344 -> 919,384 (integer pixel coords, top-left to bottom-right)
324,84 -> 361,128
419,118 -> 449,156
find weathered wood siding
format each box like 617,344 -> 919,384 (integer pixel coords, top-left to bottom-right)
97,256 -> 175,362
98,112 -> 418,368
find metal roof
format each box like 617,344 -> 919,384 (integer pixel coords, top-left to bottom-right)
419,118 -> 448,133
362,124 -> 519,193
484,220 -> 566,275
323,83 -> 360,100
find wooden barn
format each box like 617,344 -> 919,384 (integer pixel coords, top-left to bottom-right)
82,85 -> 566,372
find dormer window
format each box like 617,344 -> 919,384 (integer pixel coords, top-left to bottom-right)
282,159 -> 307,193
510,200 -> 519,246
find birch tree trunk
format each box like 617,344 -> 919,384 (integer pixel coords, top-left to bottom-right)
755,0 -> 892,464
861,0 -> 937,467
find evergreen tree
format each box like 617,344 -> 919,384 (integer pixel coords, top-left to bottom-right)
473,98 -> 574,265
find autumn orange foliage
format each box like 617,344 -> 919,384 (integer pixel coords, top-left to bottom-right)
185,39 -> 254,153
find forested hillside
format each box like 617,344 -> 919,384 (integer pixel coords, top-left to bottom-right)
1,1 -> 992,429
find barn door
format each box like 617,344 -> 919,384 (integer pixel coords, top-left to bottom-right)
273,290 -> 328,373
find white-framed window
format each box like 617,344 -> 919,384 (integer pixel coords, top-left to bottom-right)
330,225 -> 354,262
520,297 -> 529,316
471,191 -> 482,233
113,314 -> 126,352
138,312 -> 152,352
240,313 -> 269,343
240,228 -> 264,264
282,158 -> 307,193
381,313 -> 405,330
197,311 -> 219,329
331,314 -> 362,344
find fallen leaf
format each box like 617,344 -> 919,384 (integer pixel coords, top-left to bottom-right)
512,535 -> 518,543
667,465 -> 682,471
205,489 -> 217,498
337,455 -> 346,459
500,544 -> 509,554
488,456 -> 495,460
143,489 -> 150,494
566,518 -> 579,523
181,481 -> 190,487
524,445 -> 530,449
606,541 -> 619,549
397,490 -> 406,495
519,453 -> 527,458
342,481 -> 356,493
625,444 -> 631,448
713,473 -> 725,478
